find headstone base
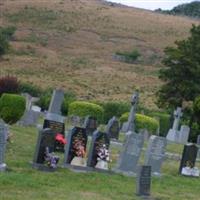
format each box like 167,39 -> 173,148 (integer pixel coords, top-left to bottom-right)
112,168 -> 136,177
32,162 -> 57,172
0,163 -> 6,172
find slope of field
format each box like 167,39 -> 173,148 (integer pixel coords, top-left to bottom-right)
0,0 -> 199,108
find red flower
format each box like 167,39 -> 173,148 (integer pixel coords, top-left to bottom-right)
55,133 -> 67,145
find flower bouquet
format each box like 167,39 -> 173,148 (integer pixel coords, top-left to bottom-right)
95,144 -> 110,170
71,138 -> 86,167
44,147 -> 59,168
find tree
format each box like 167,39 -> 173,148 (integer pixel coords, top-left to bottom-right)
157,25 -> 200,109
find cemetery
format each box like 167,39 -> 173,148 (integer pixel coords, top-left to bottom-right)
1,0 -> 200,199
0,88 -> 200,200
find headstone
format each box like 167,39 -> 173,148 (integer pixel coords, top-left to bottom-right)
48,89 -> 64,115
106,116 -> 120,140
166,107 -> 189,144
179,144 -> 199,177
33,128 -> 59,170
20,110 -> 40,126
0,121 -> 7,171
125,92 -> 139,132
115,132 -> 144,175
64,127 -> 87,167
84,116 -> 98,136
43,113 -> 65,151
121,122 -> 128,133
70,116 -> 81,127
197,135 -> 200,145
136,165 -> 151,196
144,136 -> 167,175
87,130 -> 110,170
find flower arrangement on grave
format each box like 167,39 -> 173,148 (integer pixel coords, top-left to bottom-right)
70,137 -> 86,166
55,133 -> 67,145
44,147 -> 60,168
73,138 -> 86,158
95,144 -> 110,170
181,160 -> 199,177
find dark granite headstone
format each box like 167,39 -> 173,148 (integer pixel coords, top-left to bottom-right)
43,113 -> 65,151
144,136 -> 167,175
136,165 -> 151,196
64,127 -> 87,165
115,132 -> 144,175
33,128 -> 57,170
84,116 -> 98,136
179,144 -> 198,176
106,116 -> 120,140
87,130 -> 110,168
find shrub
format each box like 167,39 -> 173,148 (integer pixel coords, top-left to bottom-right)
96,101 -> 130,123
36,88 -> 52,111
0,93 -> 26,124
0,75 -> 19,96
61,91 -> 76,115
116,49 -> 141,62
148,112 -> 171,137
0,26 -> 16,56
68,101 -> 104,122
19,82 -> 42,97
120,112 -> 159,134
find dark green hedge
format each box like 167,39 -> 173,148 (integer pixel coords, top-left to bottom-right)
68,101 -> 104,122
0,93 -> 26,124
120,112 -> 159,134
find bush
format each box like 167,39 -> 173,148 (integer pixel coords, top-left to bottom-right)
0,93 -> 26,124
68,101 -> 104,122
148,112 -> 171,137
96,101 -> 130,123
120,112 -> 159,134
19,82 -> 42,97
0,26 -> 16,56
36,88 -> 52,111
116,49 -> 141,62
61,91 -> 76,115
0,75 -> 19,96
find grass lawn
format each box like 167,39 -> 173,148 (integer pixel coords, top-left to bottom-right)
0,125 -> 200,200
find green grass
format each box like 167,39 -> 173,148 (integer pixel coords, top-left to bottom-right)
0,125 -> 200,200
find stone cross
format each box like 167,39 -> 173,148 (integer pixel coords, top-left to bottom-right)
172,107 -> 182,131
126,92 -> 139,132
48,89 -> 64,115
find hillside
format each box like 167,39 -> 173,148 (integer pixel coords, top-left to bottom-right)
156,1 -> 200,19
0,0 -> 199,108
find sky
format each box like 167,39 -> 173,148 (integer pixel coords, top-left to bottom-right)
105,0 -> 199,10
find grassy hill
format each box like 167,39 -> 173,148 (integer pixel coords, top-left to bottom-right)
0,0 -> 199,108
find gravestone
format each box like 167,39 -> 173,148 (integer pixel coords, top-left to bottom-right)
48,89 -> 64,115
87,130 -> 110,170
20,110 -> 40,126
197,135 -> 200,145
43,113 -> 65,151
136,165 -> 151,196
106,116 -> 120,140
144,136 -> 167,175
84,116 -> 98,136
64,127 -> 87,167
125,92 -> 139,132
196,135 -> 200,159
121,122 -> 128,133
115,133 -> 144,175
166,107 -> 189,144
179,144 -> 199,177
33,128 -> 59,170
69,116 -> 81,127
0,121 -> 7,171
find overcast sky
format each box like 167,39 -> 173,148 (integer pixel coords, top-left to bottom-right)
106,0 -> 198,10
